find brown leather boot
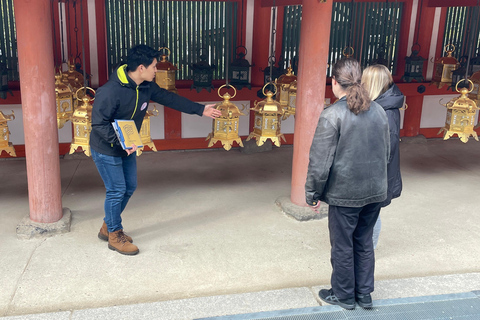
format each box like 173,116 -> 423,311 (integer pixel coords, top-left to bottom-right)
98,222 -> 133,243
108,230 -> 139,255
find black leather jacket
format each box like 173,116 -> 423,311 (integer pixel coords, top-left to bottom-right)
305,96 -> 390,207
375,83 -> 404,207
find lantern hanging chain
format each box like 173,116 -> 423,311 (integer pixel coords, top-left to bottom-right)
240,0 -> 244,46
464,0 -> 480,81
80,0 -> 87,91
225,0 -> 230,86
414,0 -> 424,46
66,0 -> 72,64
347,0 -> 354,50
73,0 -> 80,62
59,0 -> 66,64
269,4 -> 277,84
51,0 -> 58,68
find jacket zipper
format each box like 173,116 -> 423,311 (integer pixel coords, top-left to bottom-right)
131,86 -> 139,119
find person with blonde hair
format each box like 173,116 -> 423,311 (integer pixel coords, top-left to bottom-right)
306,58 -> 390,310
362,64 -> 404,249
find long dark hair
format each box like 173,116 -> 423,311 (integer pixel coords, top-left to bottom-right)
332,58 -> 371,115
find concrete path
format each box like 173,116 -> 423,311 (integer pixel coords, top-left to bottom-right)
1,139 -> 479,318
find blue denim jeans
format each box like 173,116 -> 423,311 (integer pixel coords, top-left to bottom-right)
91,149 -> 137,232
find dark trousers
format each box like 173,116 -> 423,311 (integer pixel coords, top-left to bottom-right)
328,202 -> 381,300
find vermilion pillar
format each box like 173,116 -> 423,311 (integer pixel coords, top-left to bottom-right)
14,0 -> 63,223
290,0 -> 333,206
251,1 -> 271,87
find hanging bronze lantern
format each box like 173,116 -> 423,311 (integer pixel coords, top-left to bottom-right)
261,56 -> 283,85
206,84 -> 245,151
136,105 -> 159,156
69,87 -> 95,156
63,59 -> 84,92
438,80 -> 479,143
0,110 -> 16,156
229,46 -> 252,90
468,70 -> 480,103
449,57 -> 469,91
155,47 -> 178,93
190,49 -> 215,93
246,83 -> 286,147
402,44 -> 426,82
55,70 -> 75,129
470,54 -> 480,76
0,60 -> 13,100
275,67 -> 297,119
431,44 -> 460,89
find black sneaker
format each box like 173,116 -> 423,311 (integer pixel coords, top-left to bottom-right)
318,289 -> 355,310
356,293 -> 373,309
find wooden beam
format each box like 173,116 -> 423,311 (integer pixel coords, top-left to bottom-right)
428,0 -> 480,7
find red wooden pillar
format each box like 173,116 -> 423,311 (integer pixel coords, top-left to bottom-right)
290,0 -> 333,206
14,0 -> 63,223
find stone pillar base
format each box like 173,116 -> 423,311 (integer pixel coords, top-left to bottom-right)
275,196 -> 327,221
16,208 -> 72,240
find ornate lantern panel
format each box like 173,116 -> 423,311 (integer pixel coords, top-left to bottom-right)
0,110 -> 16,156
438,80 -> 479,143
69,87 -> 95,156
246,84 -> 286,147
468,71 -> 480,103
206,85 -> 245,151
275,67 -> 297,118
55,72 -> 75,129
190,49 -> 215,93
229,46 -> 252,90
287,80 -> 297,117
431,45 -> 460,89
402,45 -> 426,82
155,47 -> 178,93
137,105 -> 159,156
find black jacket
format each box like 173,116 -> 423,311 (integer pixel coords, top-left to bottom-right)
305,96 -> 390,208
90,65 -> 205,157
375,83 -> 404,207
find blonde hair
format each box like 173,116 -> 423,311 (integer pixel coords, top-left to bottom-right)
361,65 -> 393,101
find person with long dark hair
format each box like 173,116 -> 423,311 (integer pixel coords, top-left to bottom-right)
305,58 -> 390,310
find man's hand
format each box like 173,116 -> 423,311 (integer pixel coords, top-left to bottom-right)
309,202 -> 321,214
125,144 -> 138,156
203,103 -> 222,119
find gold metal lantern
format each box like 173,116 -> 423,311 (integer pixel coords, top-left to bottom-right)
63,60 -> 84,92
206,84 -> 245,151
137,105 -> 159,156
431,45 -> 460,89
0,110 -> 16,156
155,47 -> 178,93
69,87 -> 95,156
438,80 -> 479,143
246,83 -> 286,147
55,71 -> 75,129
275,67 -> 297,119
287,80 -> 297,118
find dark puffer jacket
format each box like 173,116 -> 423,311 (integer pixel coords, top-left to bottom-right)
375,83 -> 404,207
305,96 -> 390,208
90,65 -> 205,157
